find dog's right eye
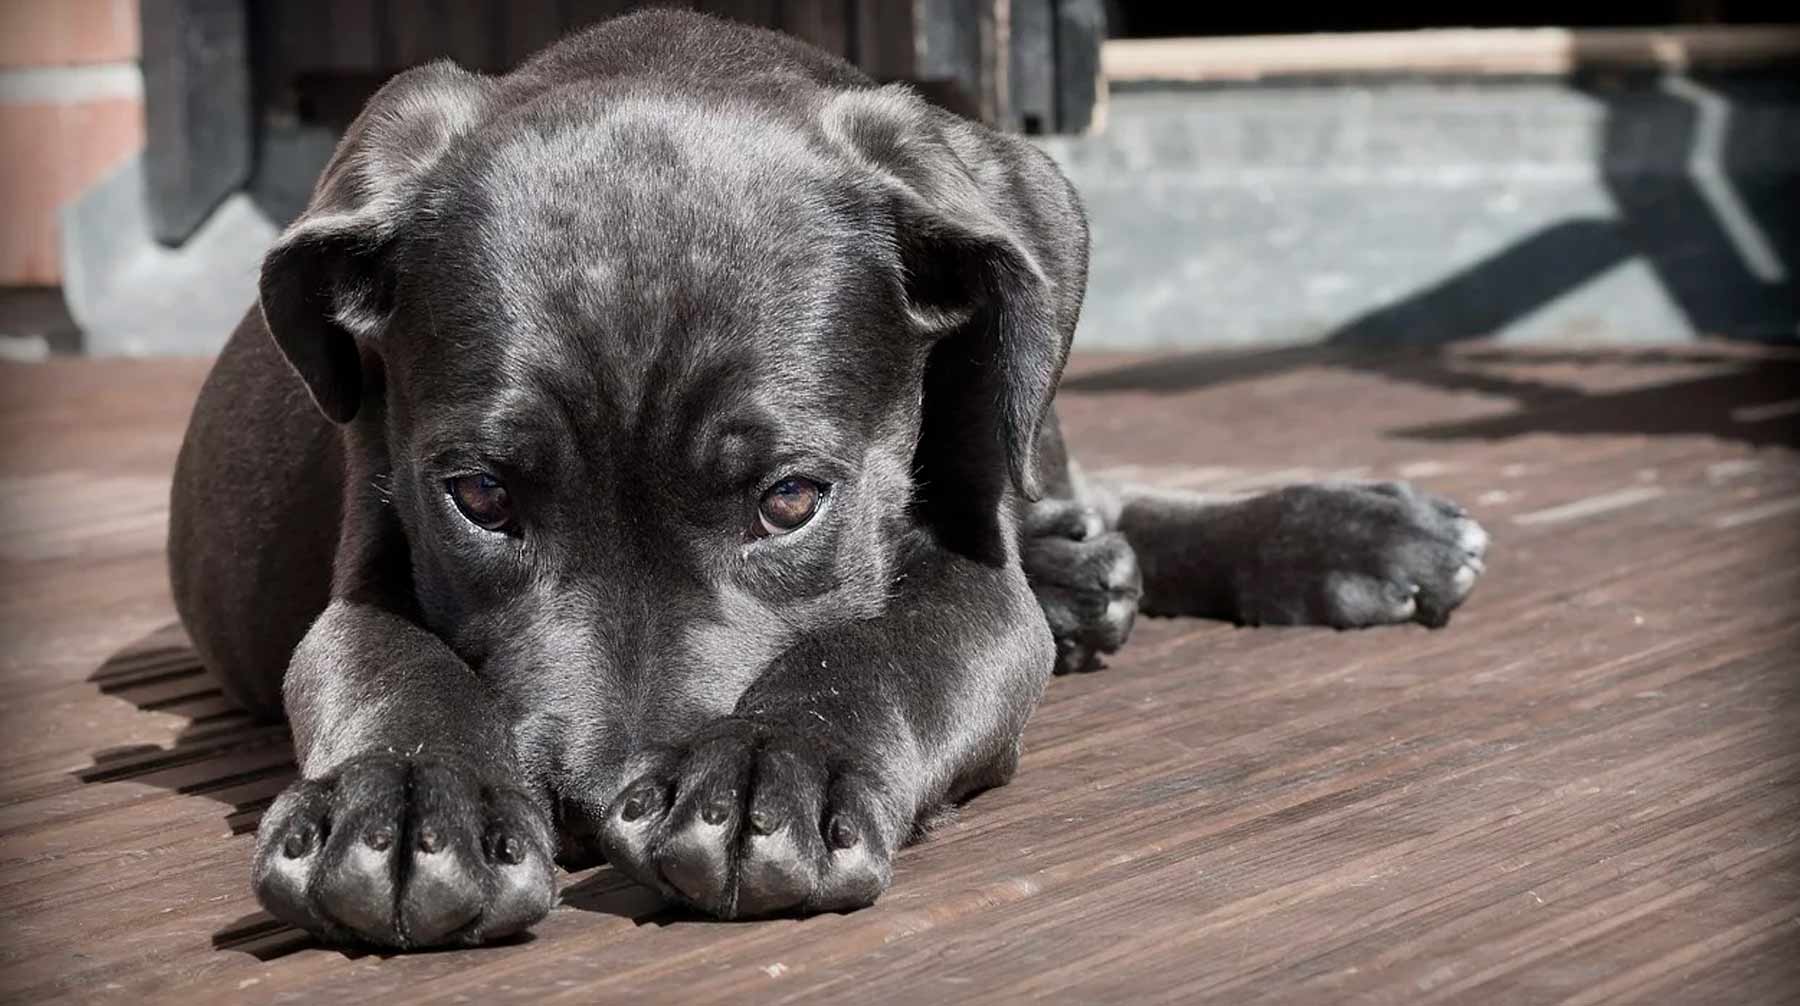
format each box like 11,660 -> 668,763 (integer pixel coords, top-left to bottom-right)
756,477 -> 824,537
448,473 -> 514,531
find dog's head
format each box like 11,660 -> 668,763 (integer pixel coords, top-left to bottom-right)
258,59 -> 1082,847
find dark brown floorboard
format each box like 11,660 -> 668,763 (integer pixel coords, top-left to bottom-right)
1,342 -> 1795,1004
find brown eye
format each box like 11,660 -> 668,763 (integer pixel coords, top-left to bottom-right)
757,477 -> 823,536
448,473 -> 513,531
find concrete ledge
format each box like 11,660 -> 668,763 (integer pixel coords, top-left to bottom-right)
60,154 -> 275,356
1038,73 -> 1799,350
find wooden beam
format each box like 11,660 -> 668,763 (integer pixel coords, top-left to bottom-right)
1010,0 -> 1054,133
701,0 -> 781,31
1054,0 -> 1103,133
778,0 -> 852,60
139,0 -> 251,246
1102,25 -> 1800,83
852,0 -> 914,82
914,0 -> 981,118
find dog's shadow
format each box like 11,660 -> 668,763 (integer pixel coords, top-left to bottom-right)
75,622 -> 320,958
78,622 -> 295,837
79,623 -> 656,961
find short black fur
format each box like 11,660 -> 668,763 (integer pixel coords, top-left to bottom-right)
168,10 -> 1489,948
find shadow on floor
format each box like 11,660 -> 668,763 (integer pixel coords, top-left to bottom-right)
208,908 -> 544,960
76,622 -> 295,836
77,624 -> 316,959
1063,343 -> 1800,449
558,870 -> 690,925
1387,358 -> 1800,445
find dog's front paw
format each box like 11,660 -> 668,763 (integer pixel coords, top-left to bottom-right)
1244,482 -> 1489,629
600,717 -> 897,918
252,751 -> 555,948
1022,499 -> 1143,673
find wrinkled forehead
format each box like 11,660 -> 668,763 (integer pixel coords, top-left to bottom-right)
393,95 -> 907,461
412,96 -> 891,380
468,96 -> 865,333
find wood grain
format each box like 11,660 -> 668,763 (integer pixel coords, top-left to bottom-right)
0,343 -> 1795,1004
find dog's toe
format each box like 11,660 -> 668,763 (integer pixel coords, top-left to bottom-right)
806,778 -> 891,912
1414,508 -> 1490,626
310,759 -> 411,944
733,747 -> 824,916
735,825 -> 816,916
399,841 -> 484,944
315,831 -> 404,942
254,782 -> 335,935
1320,574 -> 1421,628
1023,498 -> 1106,542
1455,515 -> 1491,561
477,793 -> 558,939
656,820 -> 736,912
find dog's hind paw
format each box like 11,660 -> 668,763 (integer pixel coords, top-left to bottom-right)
1021,500 -> 1143,674
1238,481 -> 1489,629
252,751 -> 555,948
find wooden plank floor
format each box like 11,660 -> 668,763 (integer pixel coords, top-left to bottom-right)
2,343 -> 1796,1004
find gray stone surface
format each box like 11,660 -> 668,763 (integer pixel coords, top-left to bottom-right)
60,155 -> 276,356
1037,75 -> 1800,349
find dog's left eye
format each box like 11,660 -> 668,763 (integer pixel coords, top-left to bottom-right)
756,477 -> 824,537
448,473 -> 514,531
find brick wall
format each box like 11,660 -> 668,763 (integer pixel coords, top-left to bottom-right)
0,0 -> 145,286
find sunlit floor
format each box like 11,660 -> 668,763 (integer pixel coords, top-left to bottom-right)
3,342 -> 1796,1004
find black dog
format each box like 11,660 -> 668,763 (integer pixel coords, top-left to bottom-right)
168,10 -> 1487,948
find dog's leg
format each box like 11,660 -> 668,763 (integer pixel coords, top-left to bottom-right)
249,600 -> 557,947
1017,410 -> 1144,672
1089,477 -> 1490,629
598,548 -> 1051,919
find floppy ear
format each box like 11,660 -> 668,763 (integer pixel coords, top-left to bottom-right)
259,61 -> 493,423
822,86 -> 1086,509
